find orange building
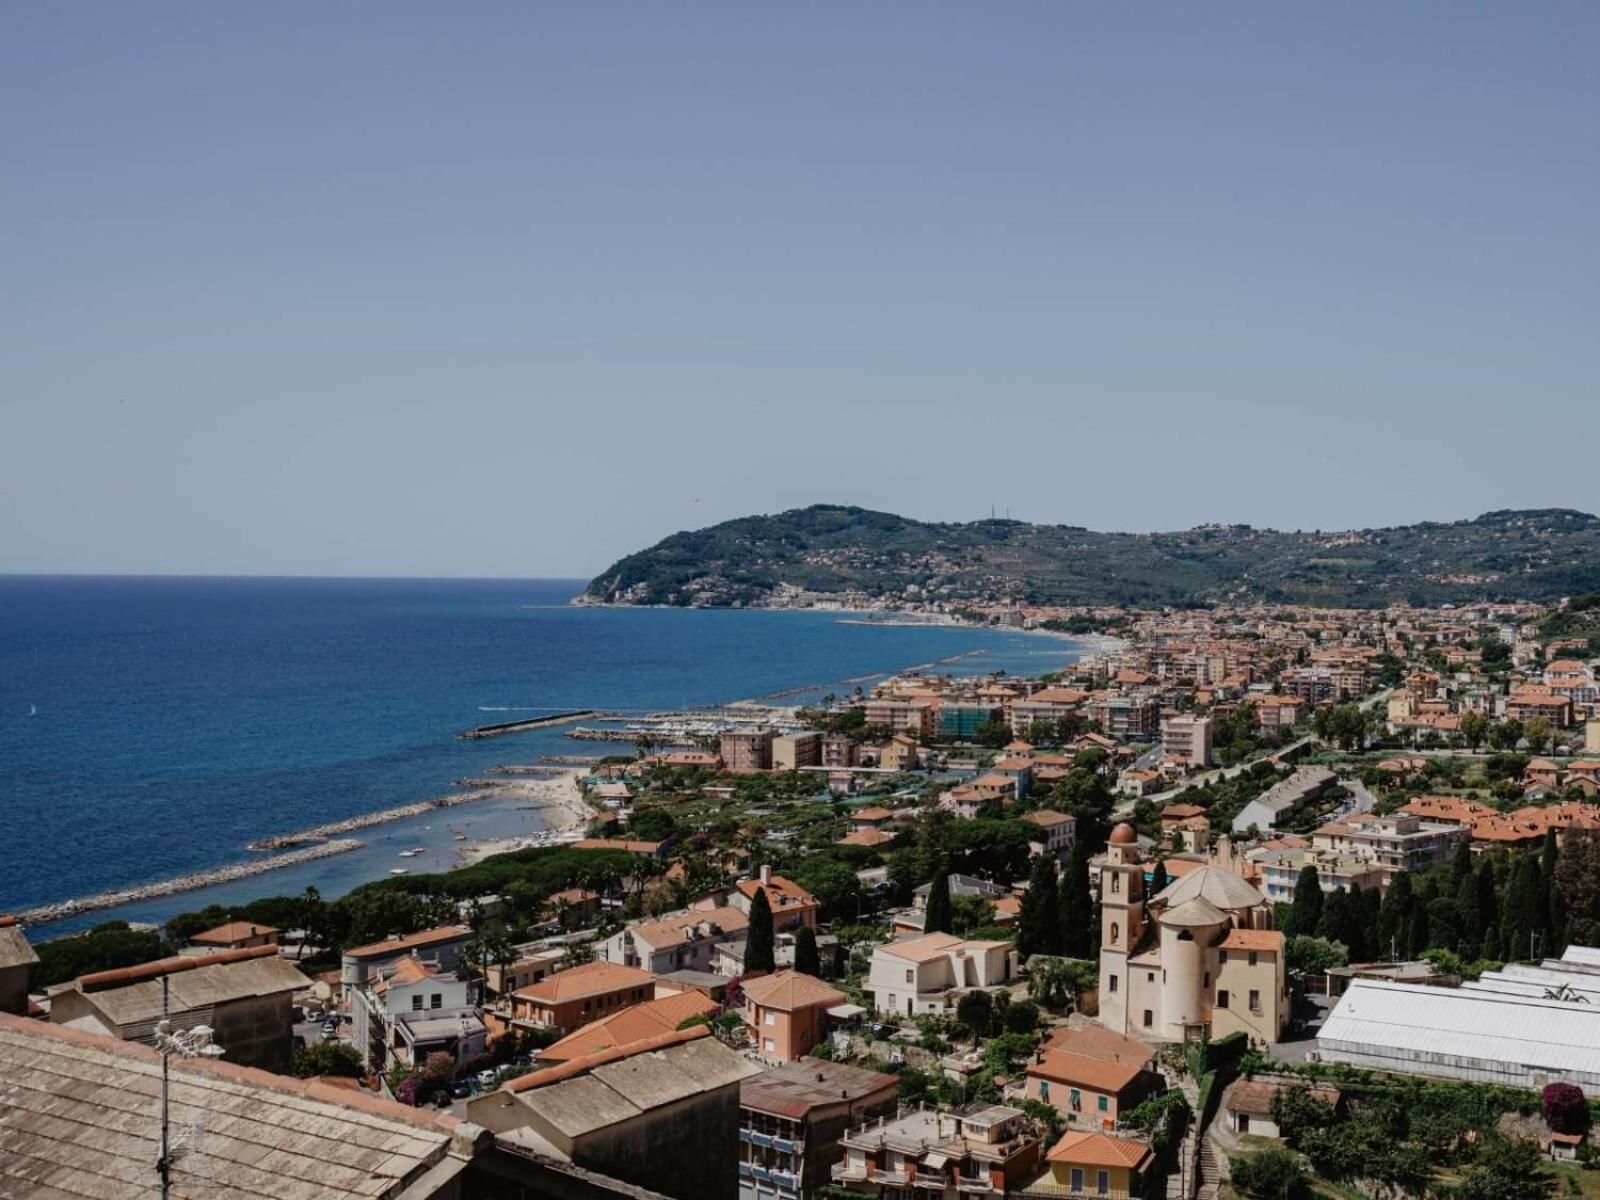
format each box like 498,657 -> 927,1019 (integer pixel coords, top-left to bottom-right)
188,921 -> 279,951
510,960 -> 655,1034
538,991 -> 719,1065
743,970 -> 846,1063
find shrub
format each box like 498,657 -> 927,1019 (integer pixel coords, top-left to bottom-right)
1230,1148 -> 1310,1200
1543,1082 -> 1590,1135
291,1041 -> 363,1079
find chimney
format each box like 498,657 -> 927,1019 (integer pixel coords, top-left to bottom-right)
760,865 -> 773,886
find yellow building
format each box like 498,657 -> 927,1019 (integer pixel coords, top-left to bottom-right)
1039,1130 -> 1154,1199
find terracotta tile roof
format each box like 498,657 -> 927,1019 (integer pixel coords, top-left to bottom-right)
1161,804 -> 1206,820
1219,928 -> 1283,953
1042,1026 -> 1154,1069
77,942 -> 281,991
506,1024 -> 711,1092
1027,1049 -> 1144,1093
1047,1130 -> 1155,1171
571,838 -> 662,854
538,991 -> 719,1063
877,933 -> 966,963
1025,809 -> 1074,828
741,970 -> 847,1012
513,959 -> 654,1006
342,924 -> 472,961
852,806 -> 894,822
189,920 -> 277,945
629,905 -> 749,950
839,828 -> 898,847
736,875 -> 819,913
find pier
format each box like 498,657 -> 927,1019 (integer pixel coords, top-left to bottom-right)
458,709 -> 603,739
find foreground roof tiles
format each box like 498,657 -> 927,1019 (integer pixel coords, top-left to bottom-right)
0,1011 -> 464,1199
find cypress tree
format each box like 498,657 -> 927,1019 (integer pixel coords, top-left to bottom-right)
1288,865 -> 1324,939
1378,872 -> 1412,961
1018,855 -> 1061,959
1343,883 -> 1368,962
1059,843 -> 1094,958
1150,858 -> 1171,896
1454,871 -> 1482,960
1503,854 -> 1541,963
746,886 -> 776,973
1358,885 -> 1382,961
1315,887 -> 1344,942
793,925 -> 821,977
924,864 -> 953,935
1407,895 -> 1431,959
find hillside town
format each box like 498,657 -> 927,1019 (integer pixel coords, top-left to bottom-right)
8,595 -> 1600,1200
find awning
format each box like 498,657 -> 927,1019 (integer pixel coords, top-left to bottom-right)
921,1152 -> 951,1169
827,1004 -> 867,1020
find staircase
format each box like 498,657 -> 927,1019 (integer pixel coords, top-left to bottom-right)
1197,1138 -> 1221,1200
1164,1078 -> 1203,1200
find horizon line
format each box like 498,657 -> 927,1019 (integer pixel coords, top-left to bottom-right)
0,571 -> 595,582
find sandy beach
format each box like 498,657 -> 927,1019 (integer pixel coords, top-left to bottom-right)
454,768 -> 593,864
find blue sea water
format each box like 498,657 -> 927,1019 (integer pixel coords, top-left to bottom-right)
0,576 -> 1082,934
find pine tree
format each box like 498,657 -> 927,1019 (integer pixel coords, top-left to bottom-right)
1059,844 -> 1095,958
746,886 -> 776,973
1018,855 -> 1061,959
793,925 -> 821,977
1288,865 -> 1323,939
924,864 -> 953,935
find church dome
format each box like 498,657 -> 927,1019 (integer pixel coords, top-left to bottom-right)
1157,896 -> 1229,928
1108,822 -> 1137,845
1152,865 -> 1266,912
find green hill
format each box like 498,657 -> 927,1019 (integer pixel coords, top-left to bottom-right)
582,506 -> 1600,609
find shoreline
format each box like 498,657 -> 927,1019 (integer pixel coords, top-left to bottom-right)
16,614 -> 1099,933
13,839 -> 364,927
20,769 -> 591,932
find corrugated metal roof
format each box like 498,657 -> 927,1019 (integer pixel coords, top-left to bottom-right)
1317,978 -> 1600,1079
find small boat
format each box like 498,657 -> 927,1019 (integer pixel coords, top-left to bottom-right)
452,833 -> 468,841
390,868 -> 409,875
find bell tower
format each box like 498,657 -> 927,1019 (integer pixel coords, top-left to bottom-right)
1097,822 -> 1146,1035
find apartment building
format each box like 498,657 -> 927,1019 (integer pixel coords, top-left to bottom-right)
822,735 -> 859,768
722,728 -> 776,772
1085,694 -> 1159,740
1024,809 -> 1077,863
596,906 -> 750,975
864,699 -> 936,738
509,960 -> 656,1034
350,957 -> 486,1071
1311,811 -> 1465,881
832,1104 -> 1042,1199
1161,714 -> 1213,769
739,1060 -> 900,1200
773,731 -> 822,770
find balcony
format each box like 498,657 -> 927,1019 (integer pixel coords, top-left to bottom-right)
831,1163 -> 869,1183
955,1176 -> 995,1193
871,1168 -> 911,1185
1016,1181 -> 1133,1200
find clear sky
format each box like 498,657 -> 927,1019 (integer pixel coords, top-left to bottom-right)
3,4 -> 1597,577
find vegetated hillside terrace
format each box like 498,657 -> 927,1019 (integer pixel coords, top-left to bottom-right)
584,505 -> 1600,609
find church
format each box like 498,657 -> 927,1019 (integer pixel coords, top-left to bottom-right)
1096,822 -> 1289,1046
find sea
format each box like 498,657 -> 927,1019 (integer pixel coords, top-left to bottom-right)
0,576 -> 1085,937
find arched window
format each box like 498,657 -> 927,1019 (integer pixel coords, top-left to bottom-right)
1110,873 -> 1121,895
1110,922 -> 1120,945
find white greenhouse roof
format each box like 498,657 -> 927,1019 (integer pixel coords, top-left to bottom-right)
1317,979 -> 1600,1081
1561,945 -> 1600,968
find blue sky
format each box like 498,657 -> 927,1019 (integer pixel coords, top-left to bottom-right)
3,4 -> 1597,576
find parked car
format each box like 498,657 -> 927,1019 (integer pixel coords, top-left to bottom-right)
319,1024 -> 339,1042
476,1070 -> 498,1091
450,1080 -> 471,1099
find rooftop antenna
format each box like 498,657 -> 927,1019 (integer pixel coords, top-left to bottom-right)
154,974 -> 225,1198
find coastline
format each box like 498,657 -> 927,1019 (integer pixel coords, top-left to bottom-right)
12,839 -> 364,927
13,606 -> 1089,934
20,769 -> 591,933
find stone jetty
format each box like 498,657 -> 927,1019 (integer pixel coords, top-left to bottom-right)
14,839 -> 363,927
248,791 -> 489,850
